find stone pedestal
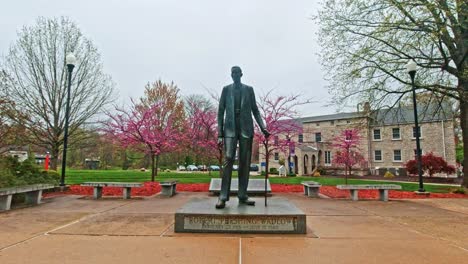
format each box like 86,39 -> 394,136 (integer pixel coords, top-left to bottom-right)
175,197 -> 306,234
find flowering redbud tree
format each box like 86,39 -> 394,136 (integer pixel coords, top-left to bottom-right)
254,91 -> 310,177
187,101 -> 222,173
332,128 -> 366,184
105,101 -> 185,181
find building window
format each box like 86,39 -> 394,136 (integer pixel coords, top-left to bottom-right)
373,129 -> 381,140
413,127 -> 422,138
274,136 -> 279,146
393,150 -> 402,161
274,152 -> 279,161
392,128 -> 400,139
330,121 -> 334,125
315,132 -> 322,142
324,151 -> 331,165
374,150 -> 382,161
346,120 -> 350,124
298,134 -> 303,143
316,123 -> 320,126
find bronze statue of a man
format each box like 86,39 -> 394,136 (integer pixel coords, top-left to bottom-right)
216,66 -> 269,209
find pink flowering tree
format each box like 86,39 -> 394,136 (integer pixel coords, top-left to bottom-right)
254,91 -> 311,177
105,100 -> 185,181
332,128 -> 366,184
187,101 -> 222,174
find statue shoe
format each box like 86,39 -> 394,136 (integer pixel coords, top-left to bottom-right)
239,199 -> 255,206
215,200 -> 226,209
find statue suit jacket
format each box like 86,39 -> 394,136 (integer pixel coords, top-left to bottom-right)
218,83 -> 266,138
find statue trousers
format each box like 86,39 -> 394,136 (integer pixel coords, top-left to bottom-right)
219,136 -> 253,202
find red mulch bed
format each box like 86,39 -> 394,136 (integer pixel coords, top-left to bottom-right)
43,182 -> 468,199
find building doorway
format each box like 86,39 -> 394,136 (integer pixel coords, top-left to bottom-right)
312,155 -> 316,171
303,155 -> 309,175
293,155 -> 298,175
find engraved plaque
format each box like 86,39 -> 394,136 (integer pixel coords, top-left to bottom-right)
183,215 -> 296,232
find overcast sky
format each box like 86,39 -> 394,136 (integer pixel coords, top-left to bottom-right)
0,0 -> 339,116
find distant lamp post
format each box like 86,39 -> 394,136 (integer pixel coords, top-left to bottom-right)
60,52 -> 76,187
406,59 -> 425,193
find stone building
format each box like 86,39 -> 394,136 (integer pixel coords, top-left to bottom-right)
260,104 -> 456,176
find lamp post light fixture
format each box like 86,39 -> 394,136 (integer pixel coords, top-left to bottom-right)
60,52 -> 76,187
405,59 -> 425,193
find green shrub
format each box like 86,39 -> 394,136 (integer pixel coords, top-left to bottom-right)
317,168 -> 326,175
287,173 -> 296,177
453,187 -> 466,194
0,156 -> 59,188
269,167 -> 279,174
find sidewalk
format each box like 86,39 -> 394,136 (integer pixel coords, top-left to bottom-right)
0,193 -> 467,263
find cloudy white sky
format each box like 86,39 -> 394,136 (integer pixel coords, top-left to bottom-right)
0,0 -> 339,116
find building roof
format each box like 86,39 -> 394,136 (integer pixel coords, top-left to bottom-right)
370,104 -> 454,126
297,103 -> 453,126
299,112 -> 363,123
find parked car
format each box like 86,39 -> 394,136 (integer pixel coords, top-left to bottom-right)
197,165 -> 207,171
177,165 -> 186,171
249,164 -> 259,172
186,165 -> 198,171
233,165 -> 239,171
209,165 -> 221,171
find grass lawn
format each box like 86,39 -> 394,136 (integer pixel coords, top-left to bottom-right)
64,169 -> 456,193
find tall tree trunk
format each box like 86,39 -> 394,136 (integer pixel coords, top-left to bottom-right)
50,144 -> 60,171
151,153 -> 155,182
155,155 -> 159,178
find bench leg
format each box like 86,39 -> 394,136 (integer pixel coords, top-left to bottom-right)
379,189 -> 389,202
350,190 -> 359,201
25,190 -> 42,205
0,195 -> 13,211
308,187 -> 320,198
123,187 -> 132,199
161,186 -> 173,197
93,187 -> 103,199
303,186 -> 309,196
172,184 -> 177,195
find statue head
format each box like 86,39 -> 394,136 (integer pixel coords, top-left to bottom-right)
231,66 -> 243,84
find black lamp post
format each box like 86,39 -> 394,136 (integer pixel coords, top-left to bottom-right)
60,52 -> 76,187
406,59 -> 425,193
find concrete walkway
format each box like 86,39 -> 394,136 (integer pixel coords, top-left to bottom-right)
0,193 -> 467,264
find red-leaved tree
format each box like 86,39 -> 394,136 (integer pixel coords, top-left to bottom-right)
405,152 -> 456,177
255,91 -> 310,177
332,129 -> 366,184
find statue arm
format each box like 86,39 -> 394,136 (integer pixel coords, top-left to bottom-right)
217,87 -> 227,138
250,87 -> 268,134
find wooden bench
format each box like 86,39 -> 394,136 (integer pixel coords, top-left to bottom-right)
0,184 -> 54,211
336,184 -> 402,202
80,182 -> 143,199
301,181 -> 322,198
160,180 -> 177,197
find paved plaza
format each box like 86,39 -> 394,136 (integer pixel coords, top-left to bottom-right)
0,193 -> 467,264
